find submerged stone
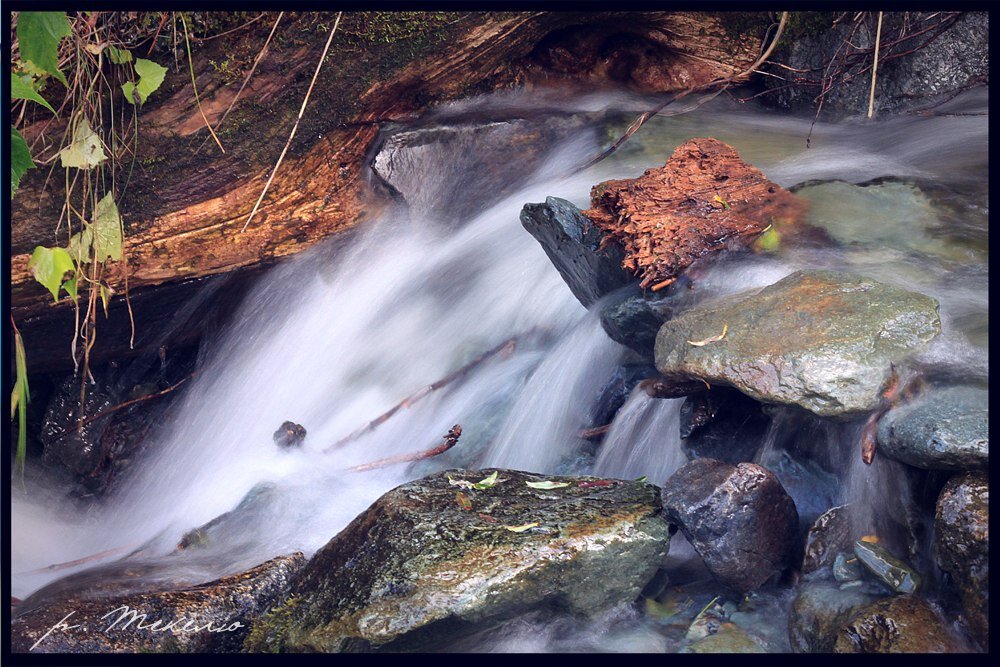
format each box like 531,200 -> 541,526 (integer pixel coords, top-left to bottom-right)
935,472 -> 988,650
660,458 -> 798,593
833,596 -> 962,653
654,270 -> 941,416
248,469 -> 669,652
853,540 -> 921,594
788,576 -> 882,653
877,386 -> 988,471
10,554 -> 304,653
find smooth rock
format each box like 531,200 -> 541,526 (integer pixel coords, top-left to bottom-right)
802,505 -> 853,574
853,540 -> 921,594
935,472 -> 988,649
248,469 -> 669,652
11,554 -> 304,653
682,622 -> 765,653
660,458 -> 798,592
877,386 -> 988,470
788,576 -> 882,653
599,290 -> 672,357
654,270 -> 941,416
520,197 -> 632,308
833,595 -> 962,653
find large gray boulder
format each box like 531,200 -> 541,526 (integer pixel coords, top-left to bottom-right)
935,472 -> 989,650
247,469 -> 669,652
654,270 -> 941,416
660,458 -> 798,593
878,386 -> 988,470
520,197 -> 632,308
11,554 -> 305,653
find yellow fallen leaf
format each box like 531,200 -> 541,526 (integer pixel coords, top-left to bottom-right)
688,323 -> 728,346
503,522 -> 539,533
860,535 -> 880,544
525,480 -> 570,490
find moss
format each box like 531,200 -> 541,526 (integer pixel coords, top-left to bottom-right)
242,594 -> 302,653
717,11 -> 774,41
782,12 -> 841,41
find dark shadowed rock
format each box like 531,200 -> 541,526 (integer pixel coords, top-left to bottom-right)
520,197 -> 632,308
599,290 -> 672,357
935,472 -> 988,650
833,595 -> 962,653
679,388 -> 769,464
247,469 -> 669,652
788,575 -> 882,653
660,458 -> 798,592
654,270 -> 941,416
877,386 -> 988,470
273,421 -> 307,450
10,554 -> 304,653
802,505 -> 853,574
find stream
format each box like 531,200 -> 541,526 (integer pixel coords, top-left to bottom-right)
11,86 -> 988,652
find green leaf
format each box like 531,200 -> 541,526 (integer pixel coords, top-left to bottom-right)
503,522 -> 539,533
59,118 -> 107,169
100,284 -> 111,315
11,329 -> 30,475
11,76 -> 56,114
61,277 -> 78,301
108,45 -> 133,64
473,471 -> 500,489
27,245 -> 76,301
67,225 -> 94,260
11,126 -> 35,195
634,475 -> 648,483
123,58 -> 167,105
755,224 -> 781,252
525,480 -> 571,490
17,12 -> 72,86
92,193 -> 123,262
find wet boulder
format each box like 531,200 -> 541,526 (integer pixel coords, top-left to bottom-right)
877,386 -> 988,471
802,505 -> 853,574
788,575 -> 883,653
935,472 -> 988,649
654,270 -> 941,416
599,289 -> 673,357
273,421 -> 307,450
248,469 -> 669,652
833,595 -> 963,653
660,458 -> 799,592
852,540 -> 921,594
520,196 -> 632,308
679,388 -> 769,464
10,554 -> 304,653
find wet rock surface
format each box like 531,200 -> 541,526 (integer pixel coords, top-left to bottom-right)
852,540 -> 921,594
877,386 -> 988,470
679,388 -> 769,464
599,289 -> 673,357
802,505 -> 854,574
833,595 -> 962,653
273,421 -> 307,450
660,458 -> 798,593
10,554 -> 304,653
654,270 -> 941,416
520,197 -> 632,308
935,472 -> 988,649
248,468 -> 669,652
788,575 -> 882,653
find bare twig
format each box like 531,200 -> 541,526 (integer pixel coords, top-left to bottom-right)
348,425 -> 462,472
324,335 -> 520,453
180,14 -> 226,154
241,12 -> 342,232
75,373 -> 194,428
867,12 -> 884,119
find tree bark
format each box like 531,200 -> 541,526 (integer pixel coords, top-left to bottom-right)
10,11 -> 762,371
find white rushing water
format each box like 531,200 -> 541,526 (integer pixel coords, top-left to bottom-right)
12,88 -> 989,653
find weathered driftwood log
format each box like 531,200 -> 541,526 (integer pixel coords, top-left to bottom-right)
11,12 -> 762,371
584,137 -> 807,290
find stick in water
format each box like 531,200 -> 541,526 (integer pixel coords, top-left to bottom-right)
348,425 -> 462,472
867,12 -> 884,119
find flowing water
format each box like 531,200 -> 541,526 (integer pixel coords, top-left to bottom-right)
11,86 -> 988,651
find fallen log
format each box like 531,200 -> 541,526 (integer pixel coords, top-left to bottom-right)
11,11 -> 764,372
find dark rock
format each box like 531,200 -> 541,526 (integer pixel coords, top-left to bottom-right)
10,554 -> 305,653
679,389 -> 769,464
833,553 -> 865,584
273,421 -> 307,450
660,458 -> 799,592
802,505 -> 854,574
177,483 -> 280,552
853,540 -> 921,594
788,576 -> 882,653
373,116 -> 596,224
248,469 -> 669,652
762,12 -> 988,116
588,363 -> 656,429
877,386 -> 988,471
520,196 -> 632,308
833,595 -> 963,653
935,472 -> 988,649
40,372 -> 118,481
599,290 -> 672,357
759,448 -> 840,529
654,270 -> 941,416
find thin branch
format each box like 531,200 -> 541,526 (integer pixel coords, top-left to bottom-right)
75,373 -> 194,429
867,12 -> 884,119
241,12 -> 342,232
179,14 -> 226,154
348,425 -> 462,473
